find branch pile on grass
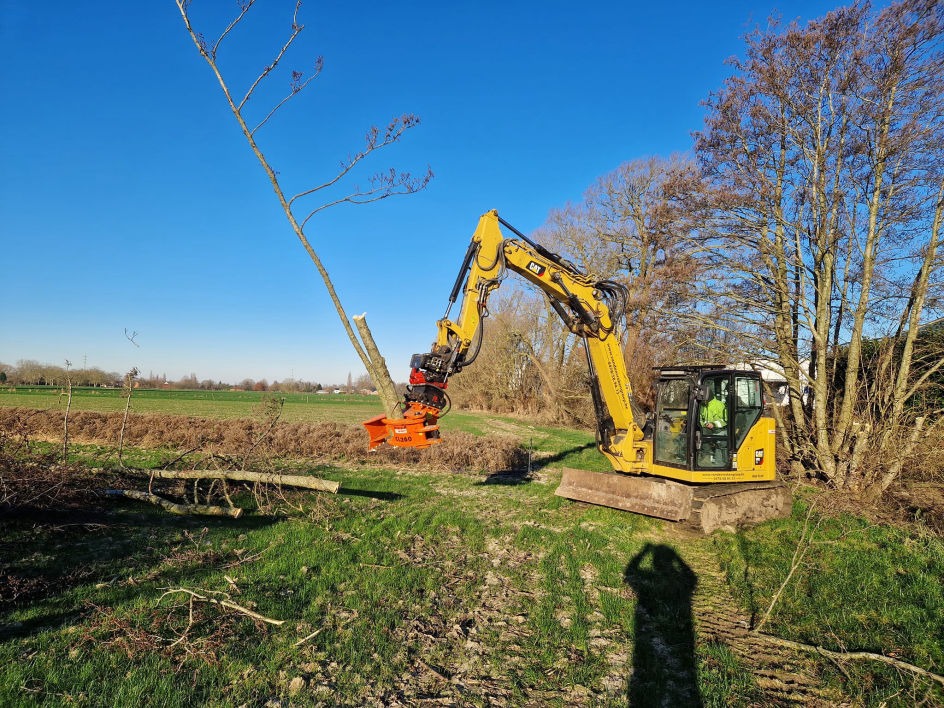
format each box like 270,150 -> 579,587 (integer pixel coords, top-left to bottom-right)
104,490 -> 244,518
104,470 -> 341,517
0,446 -> 100,512
1,407 -> 525,520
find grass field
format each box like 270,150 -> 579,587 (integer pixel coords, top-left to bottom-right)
0,386 -> 610,471
1,387 -> 942,705
0,386 -> 385,424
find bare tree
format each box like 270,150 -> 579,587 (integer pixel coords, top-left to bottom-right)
62,360 -> 73,463
562,157 -> 715,364
696,0 -> 944,496
538,156 -> 712,405
175,1 -> 431,417
445,290 -> 582,421
118,367 -> 139,467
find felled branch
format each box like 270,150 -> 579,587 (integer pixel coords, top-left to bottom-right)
756,632 -> 944,688
106,489 -> 242,518
755,502 -> 819,632
146,469 -> 340,493
159,587 -> 285,626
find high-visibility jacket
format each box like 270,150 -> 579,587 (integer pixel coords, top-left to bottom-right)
700,397 -> 727,428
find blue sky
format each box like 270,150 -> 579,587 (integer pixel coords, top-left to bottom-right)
1,0 -> 855,386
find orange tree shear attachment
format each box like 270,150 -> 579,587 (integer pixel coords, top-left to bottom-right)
363,401 -> 442,450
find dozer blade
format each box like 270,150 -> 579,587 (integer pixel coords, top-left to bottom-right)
556,468 -> 791,533
556,468 -> 693,521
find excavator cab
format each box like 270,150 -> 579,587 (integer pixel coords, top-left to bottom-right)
651,367 -> 770,477
556,366 -> 786,531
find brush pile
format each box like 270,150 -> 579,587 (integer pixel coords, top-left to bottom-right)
0,408 -> 527,474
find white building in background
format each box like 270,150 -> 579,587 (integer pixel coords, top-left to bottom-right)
732,359 -> 811,406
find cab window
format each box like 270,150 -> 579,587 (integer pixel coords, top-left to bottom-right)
654,379 -> 690,466
733,376 -> 763,449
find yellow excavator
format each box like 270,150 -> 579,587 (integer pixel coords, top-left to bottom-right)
364,210 -> 790,532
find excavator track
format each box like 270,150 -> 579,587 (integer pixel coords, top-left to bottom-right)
556,468 -> 790,533
685,480 -> 792,533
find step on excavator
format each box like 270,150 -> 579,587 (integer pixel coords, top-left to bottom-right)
363,210 -> 790,533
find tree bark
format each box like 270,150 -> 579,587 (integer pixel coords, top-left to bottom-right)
146,470 -> 340,493
106,489 -> 243,518
353,313 -> 401,417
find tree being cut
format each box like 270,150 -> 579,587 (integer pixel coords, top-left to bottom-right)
175,0 -> 431,417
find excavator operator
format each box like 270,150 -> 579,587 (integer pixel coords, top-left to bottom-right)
700,389 -> 727,431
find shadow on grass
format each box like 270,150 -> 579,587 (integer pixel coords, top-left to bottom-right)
475,469 -> 534,486
0,505 -> 278,642
338,489 -> 404,501
474,441 -> 601,486
0,608 -> 88,642
530,442 -> 598,471
624,543 -> 702,707
474,443 -> 602,488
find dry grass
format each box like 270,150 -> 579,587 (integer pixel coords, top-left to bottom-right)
901,425 -> 944,484
0,407 -> 527,474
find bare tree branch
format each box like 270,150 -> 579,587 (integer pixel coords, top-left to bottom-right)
755,502 -> 820,633
300,166 -> 432,228
249,67 -> 319,135
288,116 -> 421,207
239,2 -> 313,114
159,586 -> 285,626
212,0 -> 257,59
755,632 -> 944,688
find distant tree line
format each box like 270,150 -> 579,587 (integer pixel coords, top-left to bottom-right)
0,360 -> 117,388
0,360 -> 375,394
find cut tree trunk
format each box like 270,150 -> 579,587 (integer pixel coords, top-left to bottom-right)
147,470 -> 340,493
353,313 -> 402,418
106,489 -> 242,518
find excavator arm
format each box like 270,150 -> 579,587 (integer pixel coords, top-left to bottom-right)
365,210 -> 651,473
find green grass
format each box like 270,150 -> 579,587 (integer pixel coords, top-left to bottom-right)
0,458 -> 642,704
713,494 -> 944,706
698,641 -> 762,707
3,392 -> 943,704
0,386 -> 385,424
0,437 -> 769,705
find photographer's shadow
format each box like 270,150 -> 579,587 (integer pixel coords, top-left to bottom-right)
624,543 -> 702,706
